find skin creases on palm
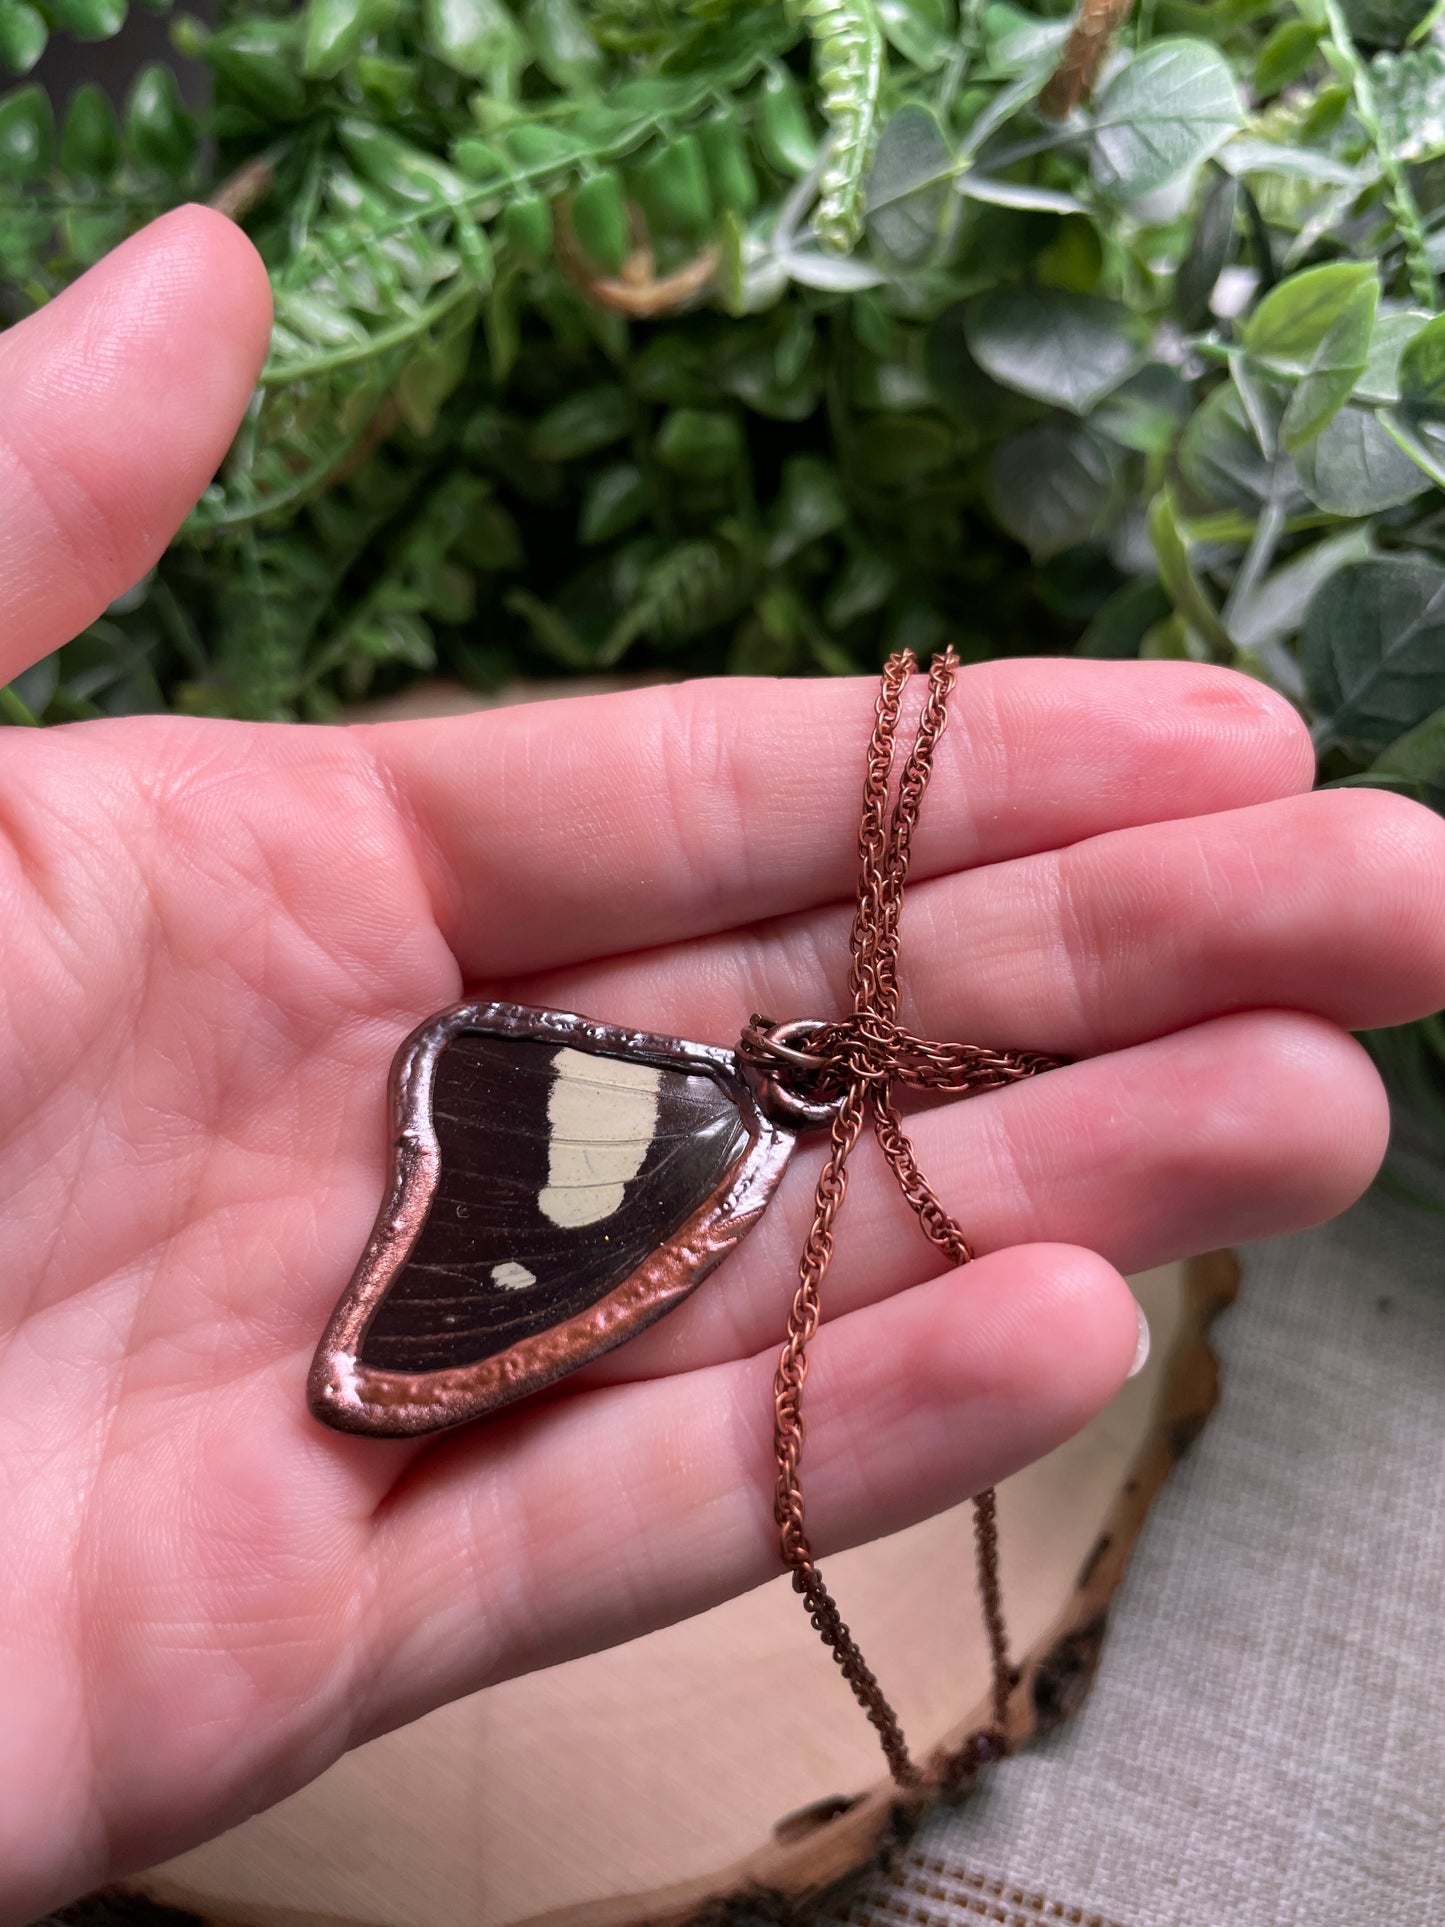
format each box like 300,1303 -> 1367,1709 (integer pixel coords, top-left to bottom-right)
2,207 -> 1445,1927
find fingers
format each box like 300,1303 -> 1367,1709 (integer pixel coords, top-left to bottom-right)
574,1010 -> 1390,1386
360,658 -> 1314,977
517,785 -> 1445,1055
358,1242 -> 1138,1737
0,207 -> 272,685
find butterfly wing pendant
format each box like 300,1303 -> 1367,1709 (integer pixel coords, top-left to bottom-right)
309,1001 -> 812,1437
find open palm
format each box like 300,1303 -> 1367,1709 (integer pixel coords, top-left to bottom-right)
4,209 -> 1444,1924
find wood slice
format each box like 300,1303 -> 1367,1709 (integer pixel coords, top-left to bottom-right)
129,1253 -> 1235,1927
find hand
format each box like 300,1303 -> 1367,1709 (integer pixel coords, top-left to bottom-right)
4,208 -> 1444,1923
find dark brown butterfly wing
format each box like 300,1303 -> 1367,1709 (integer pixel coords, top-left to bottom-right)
309,1003 -> 795,1436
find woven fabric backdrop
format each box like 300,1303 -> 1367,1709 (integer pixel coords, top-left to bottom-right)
815,1157 -> 1445,1927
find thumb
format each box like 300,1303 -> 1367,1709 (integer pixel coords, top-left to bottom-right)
0,204 -> 271,687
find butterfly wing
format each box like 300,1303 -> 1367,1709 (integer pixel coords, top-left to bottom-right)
309,1003 -> 795,1436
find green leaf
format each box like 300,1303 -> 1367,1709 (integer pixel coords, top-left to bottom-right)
1175,168 -> 1238,327
1279,279 -> 1379,449
1092,363 -> 1191,455
1369,703 -> 1445,784
1254,18 -> 1320,95
1177,382 -> 1307,516
654,407 -> 744,479
424,0 -> 526,82
1371,46 -> 1445,160
522,0 -> 601,90
1077,577 -> 1173,658
1240,263 -> 1378,374
49,0 -> 126,38
964,288 -> 1145,416
0,1 -> 46,74
531,385 -> 633,461
864,103 -> 954,267
980,0 -> 1071,75
1303,555 -> 1445,750
1377,407 -> 1445,489
1147,489 -> 1233,656
579,464 -> 649,545
853,413 -> 955,484
1296,406 -> 1433,514
987,423 -> 1117,559
1090,40 -> 1244,198
1229,528 -> 1373,650
876,0 -> 954,72
1355,307 -> 1431,405
766,456 -> 847,565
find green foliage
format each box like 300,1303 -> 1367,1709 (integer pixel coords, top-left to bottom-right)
5,0 -> 1445,1148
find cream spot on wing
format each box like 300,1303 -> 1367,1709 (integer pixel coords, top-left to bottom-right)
538,1047 -> 662,1229
491,1262 -> 537,1292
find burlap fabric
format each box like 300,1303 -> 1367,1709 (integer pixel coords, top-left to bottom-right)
810,1165 -> 1445,1927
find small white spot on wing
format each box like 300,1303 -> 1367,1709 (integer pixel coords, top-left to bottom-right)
491,1261 -> 538,1292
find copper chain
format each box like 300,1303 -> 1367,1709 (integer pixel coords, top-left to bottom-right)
741,648 -> 1063,1789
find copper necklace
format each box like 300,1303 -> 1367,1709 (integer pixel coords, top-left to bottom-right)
310,647 -> 1059,1786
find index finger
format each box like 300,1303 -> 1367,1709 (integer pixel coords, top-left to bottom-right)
358,658 -> 1315,979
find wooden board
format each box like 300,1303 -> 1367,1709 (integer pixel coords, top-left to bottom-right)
131,1254 -> 1235,1927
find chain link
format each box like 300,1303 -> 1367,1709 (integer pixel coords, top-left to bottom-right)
747,648 -> 1063,1788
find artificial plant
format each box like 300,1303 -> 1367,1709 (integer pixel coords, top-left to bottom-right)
2,0 -> 1444,1157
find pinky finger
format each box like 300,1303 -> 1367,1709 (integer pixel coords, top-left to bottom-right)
357,1242 -> 1141,1746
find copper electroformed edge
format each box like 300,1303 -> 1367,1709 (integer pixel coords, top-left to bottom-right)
308,1000 -> 804,1439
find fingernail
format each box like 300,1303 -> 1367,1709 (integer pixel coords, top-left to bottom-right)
1127,1298 -> 1151,1380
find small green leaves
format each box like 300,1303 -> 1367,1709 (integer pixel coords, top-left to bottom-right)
570,171 -> 630,273
964,288 -> 1144,415
0,80 -> 52,175
655,407 -> 744,479
755,62 -> 817,177
424,0 -> 526,84
1090,40 -> 1244,197
0,1 -> 46,75
125,64 -> 196,174
60,82 -> 120,175
1304,556 -> 1445,750
303,0 -> 391,77
864,102 -> 952,265
532,385 -> 632,461
49,0 -> 127,39
523,0 -> 601,92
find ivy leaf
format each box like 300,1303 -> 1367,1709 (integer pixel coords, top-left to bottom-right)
1279,278 -> 1379,449
766,456 -> 847,565
987,423 -> 1117,559
964,288 -> 1144,416
1090,40 -> 1244,199
1303,555 -> 1445,750
1296,406 -> 1432,514
864,103 -> 954,267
